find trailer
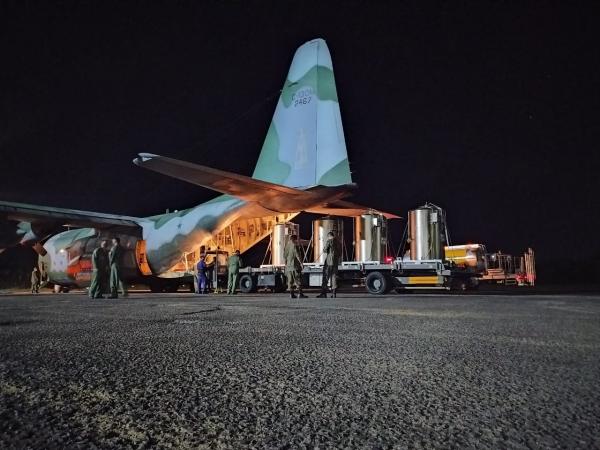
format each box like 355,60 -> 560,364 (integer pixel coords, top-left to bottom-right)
237,258 -> 480,295
235,248 -> 534,295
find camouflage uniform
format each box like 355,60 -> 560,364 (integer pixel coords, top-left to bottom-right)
109,244 -> 127,298
227,253 -> 243,294
89,247 -> 109,298
30,268 -> 40,293
284,240 -> 304,296
320,236 -> 341,296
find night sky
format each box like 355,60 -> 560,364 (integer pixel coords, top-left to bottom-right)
1,2 -> 599,274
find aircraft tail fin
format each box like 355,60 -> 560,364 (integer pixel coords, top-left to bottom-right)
252,38 -> 352,189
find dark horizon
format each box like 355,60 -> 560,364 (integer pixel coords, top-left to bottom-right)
1,2 -> 598,270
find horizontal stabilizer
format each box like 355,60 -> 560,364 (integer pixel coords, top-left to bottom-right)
306,200 -> 400,219
133,153 -> 353,212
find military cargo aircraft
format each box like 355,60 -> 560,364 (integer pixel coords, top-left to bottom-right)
0,38 -> 396,292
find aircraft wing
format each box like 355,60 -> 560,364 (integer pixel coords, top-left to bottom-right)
0,201 -> 143,230
133,153 -> 352,212
0,201 -> 144,246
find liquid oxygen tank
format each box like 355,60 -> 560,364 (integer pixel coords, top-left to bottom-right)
408,204 -> 448,260
354,213 -> 387,262
271,222 -> 300,266
312,217 -> 343,264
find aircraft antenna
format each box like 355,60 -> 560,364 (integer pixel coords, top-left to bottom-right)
182,89 -> 282,154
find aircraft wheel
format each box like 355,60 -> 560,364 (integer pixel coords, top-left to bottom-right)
365,271 -> 390,295
165,283 -> 180,293
239,274 -> 256,293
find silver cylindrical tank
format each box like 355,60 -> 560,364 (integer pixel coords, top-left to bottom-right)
312,217 -> 343,263
354,213 -> 387,262
272,222 -> 300,266
408,205 -> 444,260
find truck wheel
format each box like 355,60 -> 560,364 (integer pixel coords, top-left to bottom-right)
365,271 -> 390,295
239,274 -> 256,293
450,278 -> 468,291
466,277 -> 479,290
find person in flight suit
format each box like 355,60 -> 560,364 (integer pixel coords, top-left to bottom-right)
30,267 -> 40,293
196,254 -> 208,294
108,237 -> 127,298
39,262 -> 48,289
89,240 -> 110,299
317,231 -> 342,298
284,234 -> 306,298
227,250 -> 243,295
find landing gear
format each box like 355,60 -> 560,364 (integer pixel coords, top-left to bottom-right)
165,283 -> 180,293
148,280 -> 163,293
148,279 -> 180,293
53,284 -> 69,293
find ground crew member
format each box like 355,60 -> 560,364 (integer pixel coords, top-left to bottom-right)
317,231 -> 341,298
284,235 -> 306,298
109,237 -> 127,298
226,250 -> 242,295
39,262 -> 48,288
89,240 -> 110,299
207,262 -> 214,291
197,255 -> 208,294
31,267 -> 40,293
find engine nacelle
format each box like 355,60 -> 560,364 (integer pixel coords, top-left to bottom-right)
0,220 -> 64,251
0,220 -> 25,250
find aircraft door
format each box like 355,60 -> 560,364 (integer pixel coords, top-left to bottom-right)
135,240 -> 153,276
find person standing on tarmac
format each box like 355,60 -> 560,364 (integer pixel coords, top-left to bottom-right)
285,235 -> 306,298
30,267 -> 40,293
197,254 -> 208,294
226,250 -> 243,295
109,237 -> 127,298
89,240 -> 110,299
317,231 -> 342,298
39,262 -> 48,289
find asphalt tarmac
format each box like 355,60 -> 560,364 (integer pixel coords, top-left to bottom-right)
1,292 -> 599,449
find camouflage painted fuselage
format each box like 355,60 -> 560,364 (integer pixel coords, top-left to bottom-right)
41,195 -> 245,284
141,195 -> 247,273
